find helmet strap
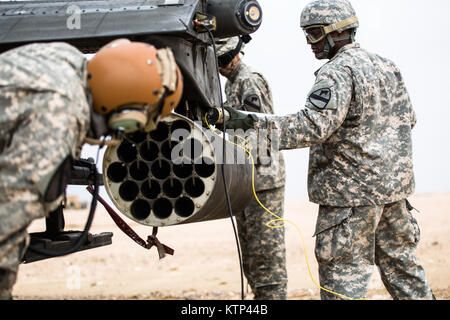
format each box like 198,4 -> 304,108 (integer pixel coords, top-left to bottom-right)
144,92 -> 167,132
319,32 -> 353,59
217,37 -> 243,68
143,108 -> 161,132
315,35 -> 333,60
350,29 -> 356,43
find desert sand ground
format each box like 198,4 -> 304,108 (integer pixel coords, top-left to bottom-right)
12,192 -> 450,300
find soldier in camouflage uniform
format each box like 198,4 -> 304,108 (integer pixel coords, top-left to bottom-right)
216,37 -> 288,300
0,40 -> 182,299
223,0 -> 435,300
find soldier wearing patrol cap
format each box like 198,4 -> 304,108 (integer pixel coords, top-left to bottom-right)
0,39 -> 183,299
223,0 -> 435,300
216,36 -> 288,300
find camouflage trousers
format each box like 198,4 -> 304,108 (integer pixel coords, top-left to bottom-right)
314,199 -> 435,300
235,186 -> 287,300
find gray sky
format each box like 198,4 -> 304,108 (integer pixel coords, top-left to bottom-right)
71,0 -> 450,202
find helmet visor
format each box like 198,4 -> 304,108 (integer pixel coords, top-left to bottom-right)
303,25 -> 327,44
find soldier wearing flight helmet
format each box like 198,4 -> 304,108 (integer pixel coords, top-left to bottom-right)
0,39 -> 183,299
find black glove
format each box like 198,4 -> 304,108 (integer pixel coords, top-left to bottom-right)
223,105 -> 258,131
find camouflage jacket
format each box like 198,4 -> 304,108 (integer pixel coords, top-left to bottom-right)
224,61 -> 286,192
0,42 -> 90,236
256,43 -> 416,207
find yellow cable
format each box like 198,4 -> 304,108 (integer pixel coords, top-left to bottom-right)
205,114 -> 367,301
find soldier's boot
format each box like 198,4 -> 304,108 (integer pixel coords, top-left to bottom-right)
253,284 -> 287,300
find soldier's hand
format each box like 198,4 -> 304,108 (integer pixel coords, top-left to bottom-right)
224,105 -> 257,131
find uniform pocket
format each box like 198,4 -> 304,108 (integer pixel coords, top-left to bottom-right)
314,207 -> 354,264
405,200 -> 421,245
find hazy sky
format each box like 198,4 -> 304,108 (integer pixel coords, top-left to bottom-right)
71,0 -> 450,202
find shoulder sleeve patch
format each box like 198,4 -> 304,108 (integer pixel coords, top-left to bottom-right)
306,79 -> 336,111
309,88 -> 331,109
243,94 -> 261,112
